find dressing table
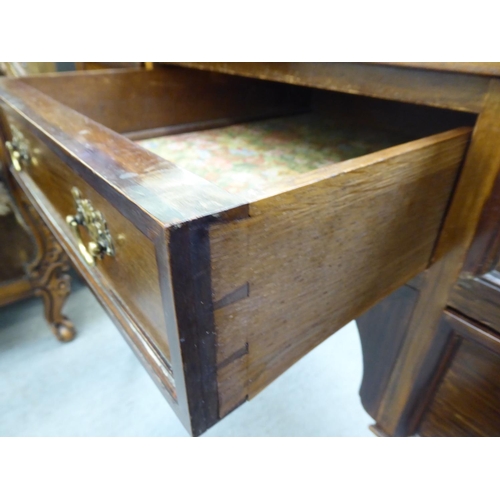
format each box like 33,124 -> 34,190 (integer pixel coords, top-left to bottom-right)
1,62 -> 499,436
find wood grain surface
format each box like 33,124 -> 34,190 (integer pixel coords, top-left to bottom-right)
376,62 -> 500,77
1,63 -> 488,435
0,278 -> 33,308
0,121 -> 36,308
419,310 -> 500,437
0,75 -> 250,237
210,128 -> 470,416
0,211 -> 34,282
21,67 -> 309,136
166,221 -> 220,436
4,113 -> 172,362
0,138 -> 36,285
461,163 -> 500,275
357,284 -> 420,418
376,79 -> 500,436
171,63 -> 490,113
449,272 -> 500,336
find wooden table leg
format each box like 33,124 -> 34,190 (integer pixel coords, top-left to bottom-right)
10,178 -> 76,342
374,79 -> 500,436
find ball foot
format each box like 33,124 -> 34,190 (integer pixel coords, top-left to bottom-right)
53,321 -> 76,343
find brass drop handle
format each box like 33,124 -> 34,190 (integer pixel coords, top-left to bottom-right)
66,215 -> 101,266
5,139 -> 30,172
65,187 -> 115,267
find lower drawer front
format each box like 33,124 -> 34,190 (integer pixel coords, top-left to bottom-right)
449,274 -> 500,334
5,117 -> 172,367
419,313 -> 500,437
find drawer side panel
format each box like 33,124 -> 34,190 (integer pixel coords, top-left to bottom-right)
210,129 -> 470,417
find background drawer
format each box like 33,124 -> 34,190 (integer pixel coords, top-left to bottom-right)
419,311 -> 500,437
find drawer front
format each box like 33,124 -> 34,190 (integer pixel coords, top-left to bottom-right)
449,274 -> 500,334
419,311 -> 500,437
0,76 -> 252,436
2,112 -> 172,367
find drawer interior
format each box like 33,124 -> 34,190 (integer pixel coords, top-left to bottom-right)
135,112 -> 412,200
134,97 -> 473,200
20,66 -> 476,201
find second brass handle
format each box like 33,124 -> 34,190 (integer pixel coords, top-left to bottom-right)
66,215 -> 101,266
5,140 -> 29,172
66,187 -> 115,267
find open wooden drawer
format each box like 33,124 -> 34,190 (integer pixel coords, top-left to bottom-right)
0,66 -> 473,435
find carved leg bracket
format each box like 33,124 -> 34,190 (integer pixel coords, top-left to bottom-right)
30,258 -> 75,342
10,179 -> 76,342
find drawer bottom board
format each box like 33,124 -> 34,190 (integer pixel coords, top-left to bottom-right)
136,113 -> 414,200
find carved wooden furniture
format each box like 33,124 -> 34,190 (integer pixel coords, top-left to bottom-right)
0,65 -> 76,342
0,178 -> 35,306
1,63 -> 499,436
0,157 -> 75,341
358,125 -> 500,436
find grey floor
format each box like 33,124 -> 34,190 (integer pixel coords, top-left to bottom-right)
0,277 -> 373,437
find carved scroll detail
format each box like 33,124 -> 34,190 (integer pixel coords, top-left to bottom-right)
1,119 -> 76,341
15,188 -> 76,342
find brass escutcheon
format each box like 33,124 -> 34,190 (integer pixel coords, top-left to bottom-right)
65,187 -> 115,266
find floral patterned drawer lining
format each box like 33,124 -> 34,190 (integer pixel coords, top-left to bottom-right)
136,113 -> 411,199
